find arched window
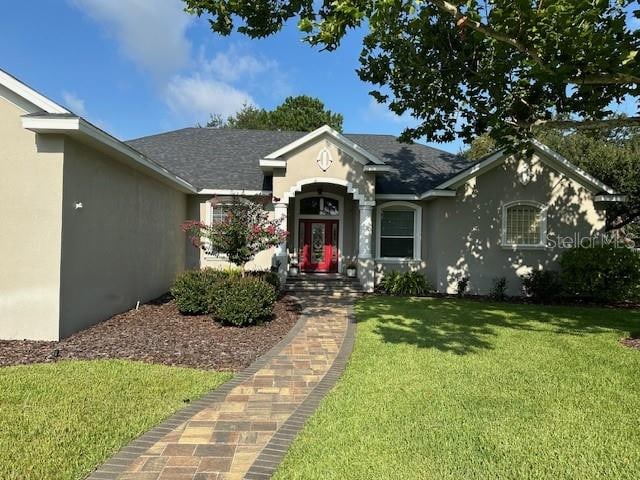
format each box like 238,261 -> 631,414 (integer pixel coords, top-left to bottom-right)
376,202 -> 422,260
502,201 -> 547,247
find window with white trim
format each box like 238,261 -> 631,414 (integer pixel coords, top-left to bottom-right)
377,202 -> 421,259
502,201 -> 546,247
210,203 -> 228,224
204,203 -> 229,257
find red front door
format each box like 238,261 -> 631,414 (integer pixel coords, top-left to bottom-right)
299,220 -> 339,273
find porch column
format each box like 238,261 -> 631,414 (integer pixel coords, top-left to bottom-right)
358,204 -> 375,292
358,205 -> 373,259
274,202 -> 288,257
273,202 -> 289,284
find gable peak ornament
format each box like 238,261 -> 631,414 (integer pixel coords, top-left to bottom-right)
517,159 -> 532,186
316,146 -> 333,171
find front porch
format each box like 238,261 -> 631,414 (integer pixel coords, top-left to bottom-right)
272,181 -> 375,292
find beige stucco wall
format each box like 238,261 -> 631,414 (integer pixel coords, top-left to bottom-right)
59,138 -> 187,337
272,136 -> 376,203
0,94 -> 64,340
426,154 -> 606,295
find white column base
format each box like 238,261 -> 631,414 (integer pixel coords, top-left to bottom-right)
357,258 -> 375,292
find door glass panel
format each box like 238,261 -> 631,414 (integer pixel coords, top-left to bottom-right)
311,223 -> 325,263
331,223 -> 338,261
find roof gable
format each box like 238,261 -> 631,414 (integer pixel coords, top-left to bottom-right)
262,125 -> 385,165
0,69 -> 69,114
128,128 -> 471,194
435,141 -> 616,195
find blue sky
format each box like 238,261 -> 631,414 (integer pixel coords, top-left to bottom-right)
1,1 -> 457,151
2,2 -> 637,155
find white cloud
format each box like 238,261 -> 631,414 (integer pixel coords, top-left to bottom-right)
165,74 -> 255,121
70,0 -> 191,77
70,2 -> 290,126
199,45 -> 277,83
62,91 -> 87,117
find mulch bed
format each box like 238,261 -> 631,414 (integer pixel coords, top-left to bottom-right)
0,295 -> 301,371
621,334 -> 640,350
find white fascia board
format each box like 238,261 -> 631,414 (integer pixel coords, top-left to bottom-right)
435,150 -> 506,190
197,189 -> 272,196
532,140 -> 616,194
259,158 -> 287,171
364,165 -> 394,172
419,189 -> 457,200
594,194 -> 627,202
376,190 -> 456,201
22,116 -> 80,131
0,69 -> 69,114
376,194 -> 420,200
22,115 -> 196,193
263,124 -> 385,165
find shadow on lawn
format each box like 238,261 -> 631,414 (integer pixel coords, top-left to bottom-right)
360,297 -> 640,355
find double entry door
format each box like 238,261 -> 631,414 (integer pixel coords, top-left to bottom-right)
298,219 -> 339,273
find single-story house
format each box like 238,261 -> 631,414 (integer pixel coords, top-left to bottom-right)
0,69 -> 622,340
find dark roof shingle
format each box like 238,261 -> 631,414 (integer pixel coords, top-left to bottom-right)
127,128 -> 472,194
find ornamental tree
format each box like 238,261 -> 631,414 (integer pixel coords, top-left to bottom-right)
181,197 -> 288,272
184,0 -> 639,148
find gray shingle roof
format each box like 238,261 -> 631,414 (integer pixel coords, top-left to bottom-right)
126,128 -> 473,194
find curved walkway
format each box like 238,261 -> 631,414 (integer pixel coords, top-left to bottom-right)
88,295 -> 356,480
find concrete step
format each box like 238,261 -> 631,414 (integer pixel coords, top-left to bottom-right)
286,284 -> 364,292
285,274 -> 364,298
285,290 -> 363,298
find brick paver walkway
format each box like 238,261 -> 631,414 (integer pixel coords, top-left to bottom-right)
89,296 -> 355,480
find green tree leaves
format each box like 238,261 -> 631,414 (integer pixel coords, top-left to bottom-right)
185,0 -> 639,147
204,95 -> 343,131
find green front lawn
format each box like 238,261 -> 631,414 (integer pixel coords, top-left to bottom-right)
275,297 -> 640,479
0,360 -> 231,480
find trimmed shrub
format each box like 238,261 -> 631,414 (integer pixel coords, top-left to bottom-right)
377,271 -> 400,294
208,277 -> 277,326
560,245 -> 640,302
490,276 -> 508,301
247,270 -> 281,292
378,271 -> 433,296
521,270 -> 562,303
171,268 -> 227,315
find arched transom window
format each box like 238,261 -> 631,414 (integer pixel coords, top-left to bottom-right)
299,196 -> 340,216
502,201 -> 547,247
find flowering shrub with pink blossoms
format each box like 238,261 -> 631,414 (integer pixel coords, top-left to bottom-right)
181,197 -> 288,271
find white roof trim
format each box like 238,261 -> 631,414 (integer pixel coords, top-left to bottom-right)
0,69 -> 69,114
375,190 -> 457,201
197,189 -> 272,196
376,194 -> 420,200
419,189 -> 457,200
263,125 -> 385,165
531,140 -> 615,194
435,150 -> 505,190
363,165 -> 394,172
22,115 -> 196,193
434,141 -> 616,194
594,194 -> 627,202
259,159 -> 286,168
